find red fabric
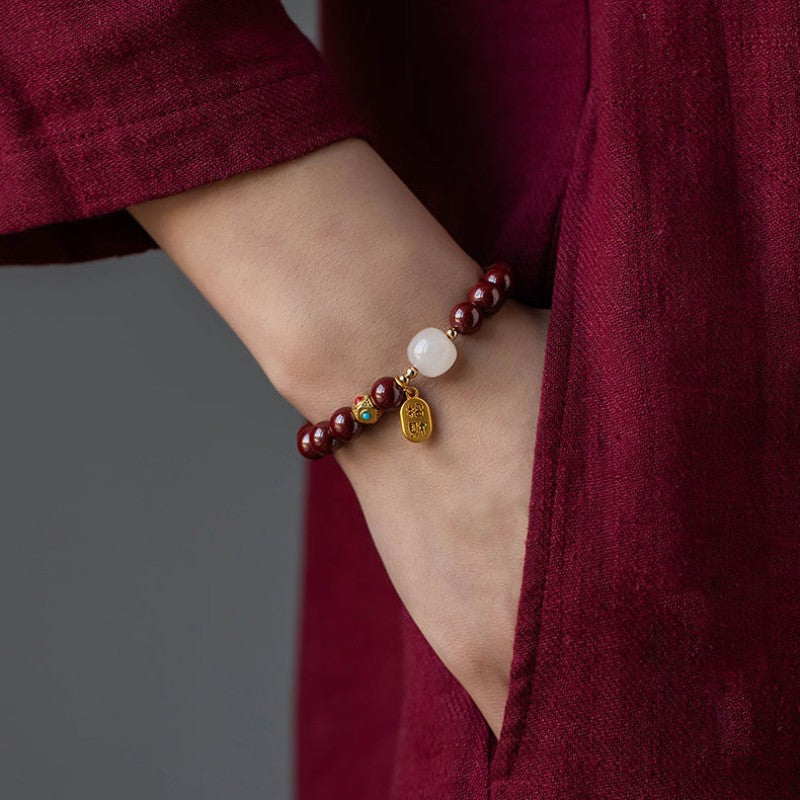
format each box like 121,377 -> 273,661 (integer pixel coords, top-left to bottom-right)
0,1 -> 367,263
299,1 -> 800,798
297,459 -> 405,800
4,2 -> 800,798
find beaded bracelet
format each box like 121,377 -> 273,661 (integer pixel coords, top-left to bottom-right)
296,261 -> 514,459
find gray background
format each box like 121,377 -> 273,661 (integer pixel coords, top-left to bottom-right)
0,2 -> 316,798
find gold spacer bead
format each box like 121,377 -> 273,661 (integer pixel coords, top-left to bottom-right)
396,365 -> 419,392
445,327 -> 459,341
395,366 -> 419,392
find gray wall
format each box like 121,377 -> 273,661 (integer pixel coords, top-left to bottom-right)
0,4 -> 316,799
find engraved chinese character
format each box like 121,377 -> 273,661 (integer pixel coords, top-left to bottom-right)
406,402 -> 424,418
409,420 -> 428,437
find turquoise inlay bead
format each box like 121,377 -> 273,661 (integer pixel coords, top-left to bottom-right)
361,411 -> 371,420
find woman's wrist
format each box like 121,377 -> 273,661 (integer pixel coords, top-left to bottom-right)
128,138 -> 483,422
272,238 -> 484,422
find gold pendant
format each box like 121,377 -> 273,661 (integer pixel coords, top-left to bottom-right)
399,387 -> 433,442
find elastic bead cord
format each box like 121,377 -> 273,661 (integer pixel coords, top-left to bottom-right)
297,261 -> 515,459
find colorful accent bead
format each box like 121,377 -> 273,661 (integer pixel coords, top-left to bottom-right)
449,301 -> 483,335
352,394 -> 382,424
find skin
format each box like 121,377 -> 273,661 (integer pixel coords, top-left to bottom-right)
129,138 -> 549,737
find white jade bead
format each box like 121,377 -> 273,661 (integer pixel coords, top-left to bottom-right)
407,327 -> 457,377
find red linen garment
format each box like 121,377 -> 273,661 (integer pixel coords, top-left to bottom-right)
2,2 -> 800,799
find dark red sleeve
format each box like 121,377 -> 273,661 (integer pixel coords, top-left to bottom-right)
0,1 -> 368,265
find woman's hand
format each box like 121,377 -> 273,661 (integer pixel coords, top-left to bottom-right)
336,300 -> 547,735
129,138 -> 548,736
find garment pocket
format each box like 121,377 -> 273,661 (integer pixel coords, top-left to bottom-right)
487,266 -> 575,788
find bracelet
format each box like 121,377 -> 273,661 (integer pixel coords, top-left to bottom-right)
296,261 -> 515,459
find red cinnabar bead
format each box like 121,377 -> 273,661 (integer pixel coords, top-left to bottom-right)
297,423 -> 324,459
330,407 -> 361,441
311,421 -> 341,455
483,261 -> 514,296
449,301 -> 483,334
370,376 -> 404,409
468,280 -> 504,315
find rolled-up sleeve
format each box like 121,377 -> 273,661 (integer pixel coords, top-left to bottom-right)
0,1 -> 368,264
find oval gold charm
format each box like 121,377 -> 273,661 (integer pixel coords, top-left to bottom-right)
399,387 -> 433,442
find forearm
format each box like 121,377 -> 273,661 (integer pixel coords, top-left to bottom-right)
129,139 -> 482,423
